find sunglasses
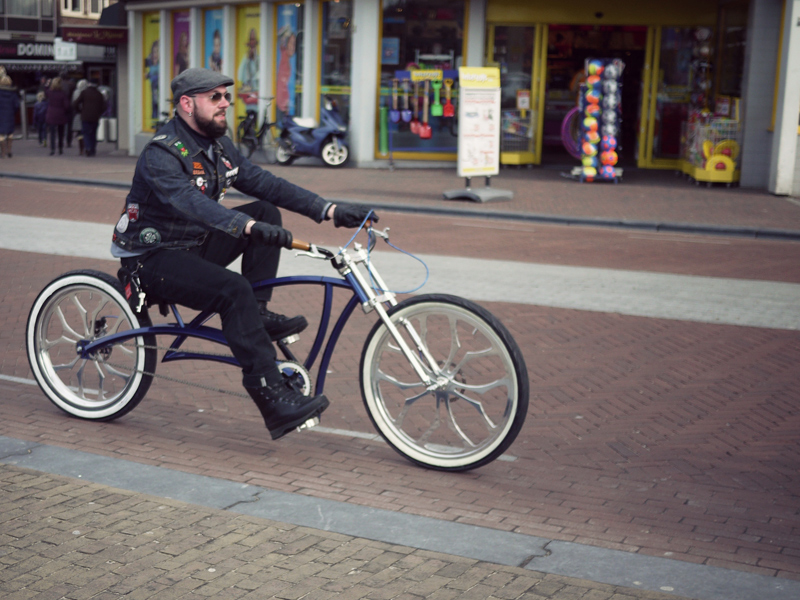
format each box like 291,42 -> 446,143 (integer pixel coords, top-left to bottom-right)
194,91 -> 232,104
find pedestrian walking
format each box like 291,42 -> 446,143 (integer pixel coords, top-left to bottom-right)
45,77 -> 71,155
71,79 -> 87,154
0,74 -> 19,158
33,91 -> 48,147
73,79 -> 106,157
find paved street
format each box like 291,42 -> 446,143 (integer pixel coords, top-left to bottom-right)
1,139 -> 800,599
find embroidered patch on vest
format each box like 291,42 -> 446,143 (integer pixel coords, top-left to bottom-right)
139,227 -> 161,245
174,140 -> 189,157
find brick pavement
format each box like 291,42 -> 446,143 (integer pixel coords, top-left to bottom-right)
1,142 -> 800,590
0,463 -> 692,600
2,248 -> 800,583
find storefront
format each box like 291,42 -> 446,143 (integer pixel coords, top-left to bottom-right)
481,0 -> 742,172
120,0 -> 798,194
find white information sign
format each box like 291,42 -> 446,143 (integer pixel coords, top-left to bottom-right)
54,37 -> 77,61
456,67 -> 501,179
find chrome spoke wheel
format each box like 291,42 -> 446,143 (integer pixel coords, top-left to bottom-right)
26,271 -> 156,421
361,294 -> 528,471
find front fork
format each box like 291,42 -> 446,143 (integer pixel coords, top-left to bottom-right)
335,243 -> 438,388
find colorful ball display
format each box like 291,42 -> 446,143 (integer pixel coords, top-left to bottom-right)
600,150 -> 618,165
587,59 -> 604,76
583,116 -> 598,132
582,142 -> 598,157
586,75 -> 601,87
584,130 -> 600,144
603,94 -> 620,110
602,80 -> 618,95
586,89 -> 602,104
600,165 -> 615,179
586,104 -> 601,117
600,135 -> 617,152
604,63 -> 620,80
601,123 -> 618,137
583,166 -> 597,181
582,155 -> 599,168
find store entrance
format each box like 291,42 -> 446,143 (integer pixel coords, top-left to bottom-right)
542,25 -> 647,167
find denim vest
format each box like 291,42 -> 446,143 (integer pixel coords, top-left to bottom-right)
112,116 -> 327,255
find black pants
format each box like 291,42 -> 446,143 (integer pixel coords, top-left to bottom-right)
122,201 -> 283,387
48,124 -> 65,152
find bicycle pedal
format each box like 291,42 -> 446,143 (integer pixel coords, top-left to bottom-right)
295,416 -> 320,432
278,334 -> 300,345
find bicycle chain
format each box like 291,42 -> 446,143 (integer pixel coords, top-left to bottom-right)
102,341 -> 250,399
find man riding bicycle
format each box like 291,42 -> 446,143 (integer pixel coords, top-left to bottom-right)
111,68 -> 377,440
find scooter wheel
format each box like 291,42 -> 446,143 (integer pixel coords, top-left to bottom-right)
321,139 -> 349,167
275,141 -> 295,166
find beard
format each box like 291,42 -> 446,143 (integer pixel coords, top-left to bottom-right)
195,110 -> 228,138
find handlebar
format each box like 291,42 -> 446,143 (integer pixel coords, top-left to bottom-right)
291,240 -> 311,251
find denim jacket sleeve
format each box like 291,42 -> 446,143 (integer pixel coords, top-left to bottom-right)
226,144 -> 328,223
143,144 -> 252,237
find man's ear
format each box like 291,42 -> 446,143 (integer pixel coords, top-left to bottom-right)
177,95 -> 192,115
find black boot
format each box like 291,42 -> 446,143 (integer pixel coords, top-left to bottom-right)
246,377 -> 329,440
258,301 -> 308,340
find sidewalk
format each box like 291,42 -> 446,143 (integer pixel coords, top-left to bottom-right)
0,462 -> 689,600
3,137 -> 800,599
2,137 -> 800,236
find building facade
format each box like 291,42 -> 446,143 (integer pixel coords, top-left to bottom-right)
116,0 -> 799,195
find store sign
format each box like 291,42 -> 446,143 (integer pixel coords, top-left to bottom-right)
54,38 -> 77,61
7,42 -> 54,58
61,26 -> 128,45
456,67 -> 502,178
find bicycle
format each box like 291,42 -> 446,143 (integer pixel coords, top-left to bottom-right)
237,97 -> 280,163
25,221 -> 529,472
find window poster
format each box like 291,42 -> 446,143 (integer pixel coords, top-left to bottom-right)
172,11 -> 190,78
236,4 -> 261,122
275,3 -> 299,121
142,11 -> 160,131
204,9 -> 224,72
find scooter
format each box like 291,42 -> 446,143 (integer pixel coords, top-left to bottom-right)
276,96 -> 349,167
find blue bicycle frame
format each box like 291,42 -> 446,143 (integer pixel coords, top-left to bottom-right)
77,274 -> 362,396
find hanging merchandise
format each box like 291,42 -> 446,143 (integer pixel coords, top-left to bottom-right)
419,79 -> 432,139
390,79 -> 400,123
401,81 -> 412,122
576,57 -> 625,183
443,79 -> 455,117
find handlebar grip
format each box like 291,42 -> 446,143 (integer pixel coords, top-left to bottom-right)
291,240 -> 311,251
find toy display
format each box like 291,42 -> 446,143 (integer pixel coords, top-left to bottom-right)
677,27 -> 742,187
578,57 -> 625,183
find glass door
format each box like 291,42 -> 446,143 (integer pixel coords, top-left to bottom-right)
488,24 -> 545,165
639,26 -> 700,168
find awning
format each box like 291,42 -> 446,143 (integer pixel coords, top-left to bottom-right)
0,60 -> 83,72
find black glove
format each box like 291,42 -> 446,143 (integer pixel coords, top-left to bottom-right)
249,221 -> 293,249
333,203 -> 379,228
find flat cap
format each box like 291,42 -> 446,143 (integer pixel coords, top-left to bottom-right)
171,68 -> 233,104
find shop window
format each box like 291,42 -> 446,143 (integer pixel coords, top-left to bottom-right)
275,2 -> 304,123
379,0 -> 465,157
61,0 -> 107,18
142,11 -> 160,133
203,9 -> 225,73
321,0 -> 352,122
42,0 -> 54,18
172,11 -> 190,79
8,0 -> 39,16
